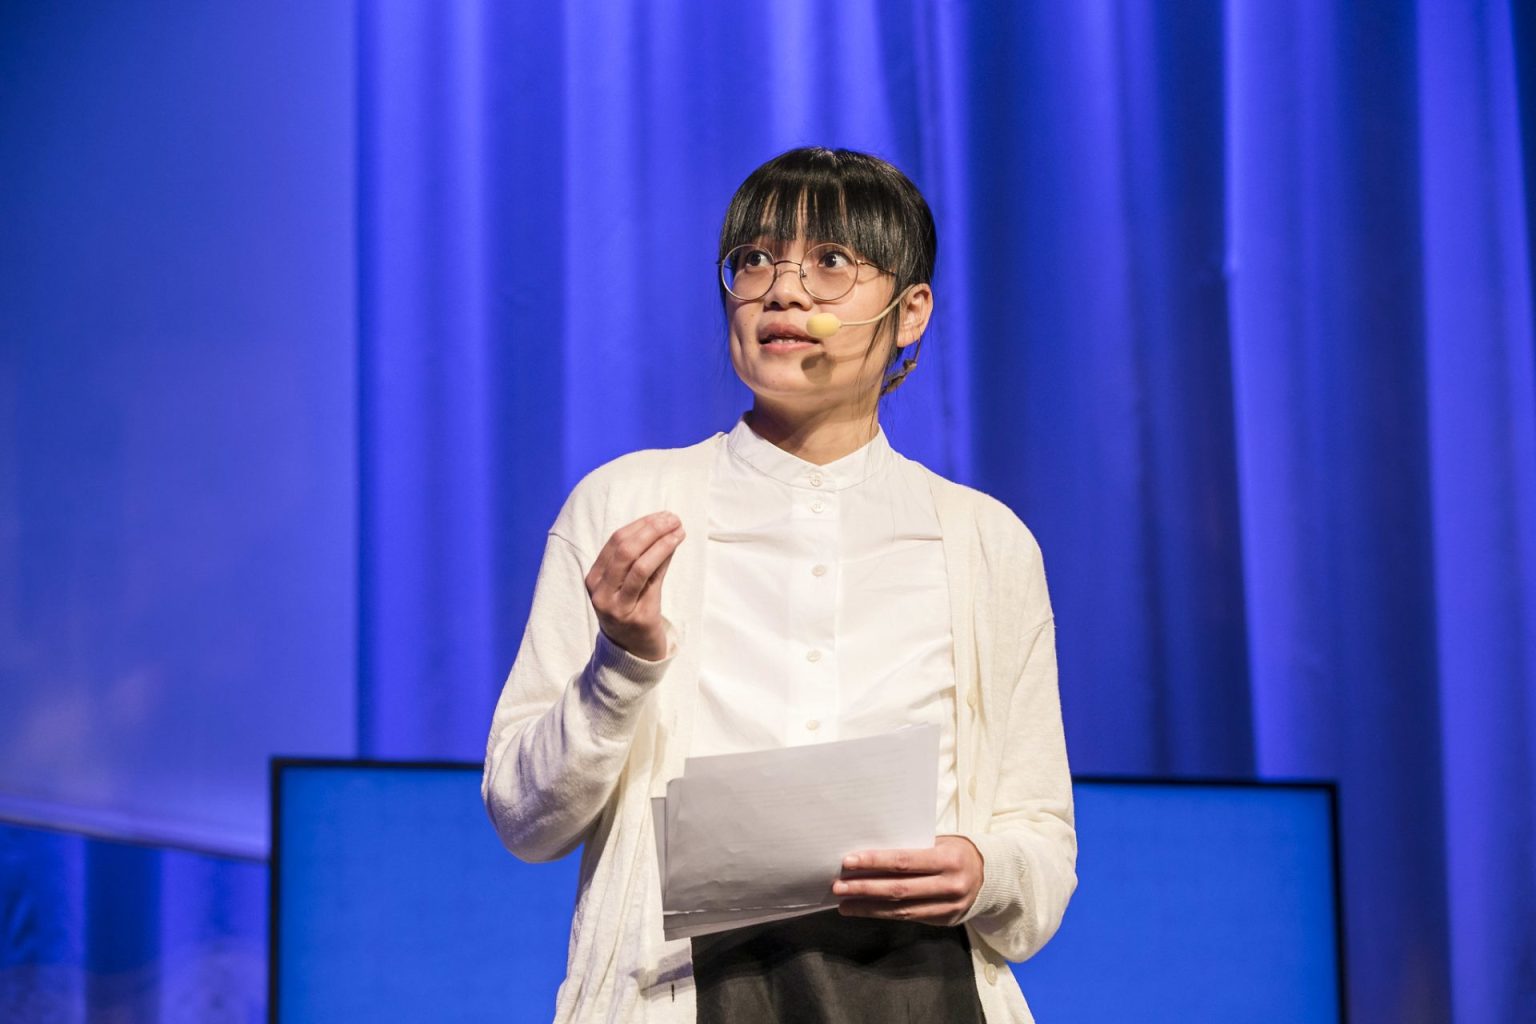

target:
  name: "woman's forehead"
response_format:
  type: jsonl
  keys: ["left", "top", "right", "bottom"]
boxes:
{"left": 750, "top": 187, "right": 853, "bottom": 233}
{"left": 724, "top": 182, "right": 896, "bottom": 268}
{"left": 747, "top": 201, "right": 860, "bottom": 250}
{"left": 746, "top": 233, "right": 855, "bottom": 251}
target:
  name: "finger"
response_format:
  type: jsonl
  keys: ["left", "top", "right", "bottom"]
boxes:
{"left": 836, "top": 898, "right": 968, "bottom": 925}
{"left": 616, "top": 527, "right": 685, "bottom": 605}
{"left": 604, "top": 515, "right": 680, "bottom": 588}
{"left": 648, "top": 545, "right": 678, "bottom": 593}
{"left": 832, "top": 873, "right": 963, "bottom": 903}
{"left": 632, "top": 546, "right": 680, "bottom": 617}
{"left": 841, "top": 848, "right": 945, "bottom": 875}
{"left": 588, "top": 513, "right": 680, "bottom": 592}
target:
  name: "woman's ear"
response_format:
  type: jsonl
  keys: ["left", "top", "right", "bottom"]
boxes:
{"left": 896, "top": 284, "right": 934, "bottom": 348}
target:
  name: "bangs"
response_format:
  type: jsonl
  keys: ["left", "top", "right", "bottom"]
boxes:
{"left": 720, "top": 180, "right": 899, "bottom": 274}
{"left": 718, "top": 149, "right": 934, "bottom": 286}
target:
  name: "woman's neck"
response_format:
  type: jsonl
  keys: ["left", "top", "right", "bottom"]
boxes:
{"left": 744, "top": 403, "right": 880, "bottom": 465}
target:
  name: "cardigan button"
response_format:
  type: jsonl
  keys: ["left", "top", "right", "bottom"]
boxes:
{"left": 984, "top": 963, "right": 999, "bottom": 985}
{"left": 967, "top": 776, "right": 977, "bottom": 799}
{"left": 965, "top": 689, "right": 978, "bottom": 710}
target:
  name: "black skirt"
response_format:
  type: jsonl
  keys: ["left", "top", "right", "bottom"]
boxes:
{"left": 691, "top": 909, "right": 985, "bottom": 1024}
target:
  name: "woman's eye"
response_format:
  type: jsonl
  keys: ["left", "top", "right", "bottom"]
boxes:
{"left": 818, "top": 248, "right": 853, "bottom": 269}
{"left": 741, "top": 249, "right": 773, "bottom": 270}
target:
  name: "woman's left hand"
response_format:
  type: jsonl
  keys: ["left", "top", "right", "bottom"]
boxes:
{"left": 832, "top": 835, "right": 984, "bottom": 927}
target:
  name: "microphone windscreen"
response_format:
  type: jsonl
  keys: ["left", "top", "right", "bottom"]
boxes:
{"left": 806, "top": 313, "right": 841, "bottom": 339}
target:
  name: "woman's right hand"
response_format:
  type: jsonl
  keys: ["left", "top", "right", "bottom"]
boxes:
{"left": 583, "top": 511, "right": 686, "bottom": 662}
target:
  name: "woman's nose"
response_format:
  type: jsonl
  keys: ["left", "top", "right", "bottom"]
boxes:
{"left": 762, "top": 260, "right": 813, "bottom": 308}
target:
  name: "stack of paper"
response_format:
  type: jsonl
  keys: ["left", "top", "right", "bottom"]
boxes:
{"left": 652, "top": 725, "right": 939, "bottom": 940}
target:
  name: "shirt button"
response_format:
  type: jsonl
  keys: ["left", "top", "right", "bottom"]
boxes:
{"left": 809, "top": 472, "right": 824, "bottom": 487}
{"left": 967, "top": 776, "right": 978, "bottom": 799}
{"left": 806, "top": 649, "right": 822, "bottom": 663}
{"left": 811, "top": 564, "right": 828, "bottom": 577}
{"left": 810, "top": 499, "right": 826, "bottom": 513}
{"left": 965, "top": 689, "right": 978, "bottom": 710}
{"left": 805, "top": 719, "right": 820, "bottom": 732}
{"left": 984, "top": 963, "right": 999, "bottom": 985}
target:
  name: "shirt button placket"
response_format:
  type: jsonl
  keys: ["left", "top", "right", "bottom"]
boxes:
{"left": 802, "top": 474, "right": 836, "bottom": 745}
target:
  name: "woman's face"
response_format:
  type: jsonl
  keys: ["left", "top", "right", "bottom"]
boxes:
{"left": 725, "top": 236, "right": 927, "bottom": 417}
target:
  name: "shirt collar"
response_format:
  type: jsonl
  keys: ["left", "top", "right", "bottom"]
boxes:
{"left": 725, "top": 413, "right": 891, "bottom": 491}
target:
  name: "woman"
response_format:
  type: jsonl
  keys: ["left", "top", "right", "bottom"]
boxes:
{"left": 483, "top": 147, "right": 1075, "bottom": 1023}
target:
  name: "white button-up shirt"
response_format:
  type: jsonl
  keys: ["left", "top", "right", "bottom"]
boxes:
{"left": 693, "top": 415, "right": 959, "bottom": 832}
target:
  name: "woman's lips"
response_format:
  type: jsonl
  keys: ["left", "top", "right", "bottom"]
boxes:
{"left": 758, "top": 325, "right": 818, "bottom": 350}
{"left": 759, "top": 337, "right": 818, "bottom": 352}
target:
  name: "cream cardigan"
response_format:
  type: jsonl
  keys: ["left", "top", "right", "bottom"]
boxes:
{"left": 483, "top": 434, "right": 1076, "bottom": 1023}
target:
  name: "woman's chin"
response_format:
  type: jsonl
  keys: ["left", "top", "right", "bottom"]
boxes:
{"left": 740, "top": 380, "right": 877, "bottom": 415}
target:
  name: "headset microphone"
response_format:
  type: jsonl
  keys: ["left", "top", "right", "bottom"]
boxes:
{"left": 804, "top": 288, "right": 912, "bottom": 340}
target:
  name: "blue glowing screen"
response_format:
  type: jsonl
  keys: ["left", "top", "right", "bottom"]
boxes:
{"left": 1016, "top": 781, "right": 1341, "bottom": 1023}
{"left": 273, "top": 766, "right": 1339, "bottom": 1022}
{"left": 272, "top": 765, "right": 580, "bottom": 1022}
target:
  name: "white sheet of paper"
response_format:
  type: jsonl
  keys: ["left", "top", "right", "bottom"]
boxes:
{"left": 653, "top": 725, "right": 938, "bottom": 940}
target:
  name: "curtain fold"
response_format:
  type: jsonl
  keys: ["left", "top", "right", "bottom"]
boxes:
{"left": 1417, "top": 3, "right": 1536, "bottom": 1021}
{"left": 1227, "top": 3, "right": 1458, "bottom": 1019}
{"left": 0, "top": 825, "right": 266, "bottom": 1022}
{"left": 356, "top": 3, "right": 1536, "bottom": 1020}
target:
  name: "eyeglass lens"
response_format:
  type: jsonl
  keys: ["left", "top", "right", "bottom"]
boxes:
{"left": 721, "top": 243, "right": 859, "bottom": 302}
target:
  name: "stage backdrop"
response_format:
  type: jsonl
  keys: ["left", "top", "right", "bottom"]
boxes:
{"left": 4, "top": 2, "right": 1535, "bottom": 1023}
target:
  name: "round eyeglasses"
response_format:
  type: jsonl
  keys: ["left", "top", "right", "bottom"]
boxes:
{"left": 719, "top": 242, "right": 884, "bottom": 302}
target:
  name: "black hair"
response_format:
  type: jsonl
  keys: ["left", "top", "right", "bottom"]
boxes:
{"left": 718, "top": 147, "right": 937, "bottom": 393}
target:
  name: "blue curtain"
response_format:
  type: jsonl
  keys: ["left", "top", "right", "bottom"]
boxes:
{"left": 0, "top": 824, "right": 266, "bottom": 1021}
{"left": 2, "top": 2, "right": 347, "bottom": 1020}
{"left": 357, "top": 3, "right": 1536, "bottom": 1022}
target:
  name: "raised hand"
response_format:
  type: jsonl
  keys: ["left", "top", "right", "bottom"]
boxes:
{"left": 583, "top": 511, "right": 686, "bottom": 662}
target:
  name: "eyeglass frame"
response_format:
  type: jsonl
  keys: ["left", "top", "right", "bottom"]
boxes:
{"left": 717, "top": 242, "right": 891, "bottom": 303}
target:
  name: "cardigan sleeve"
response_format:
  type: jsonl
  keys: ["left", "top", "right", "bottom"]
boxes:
{"left": 960, "top": 618, "right": 1078, "bottom": 962}
{"left": 482, "top": 529, "right": 674, "bottom": 863}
